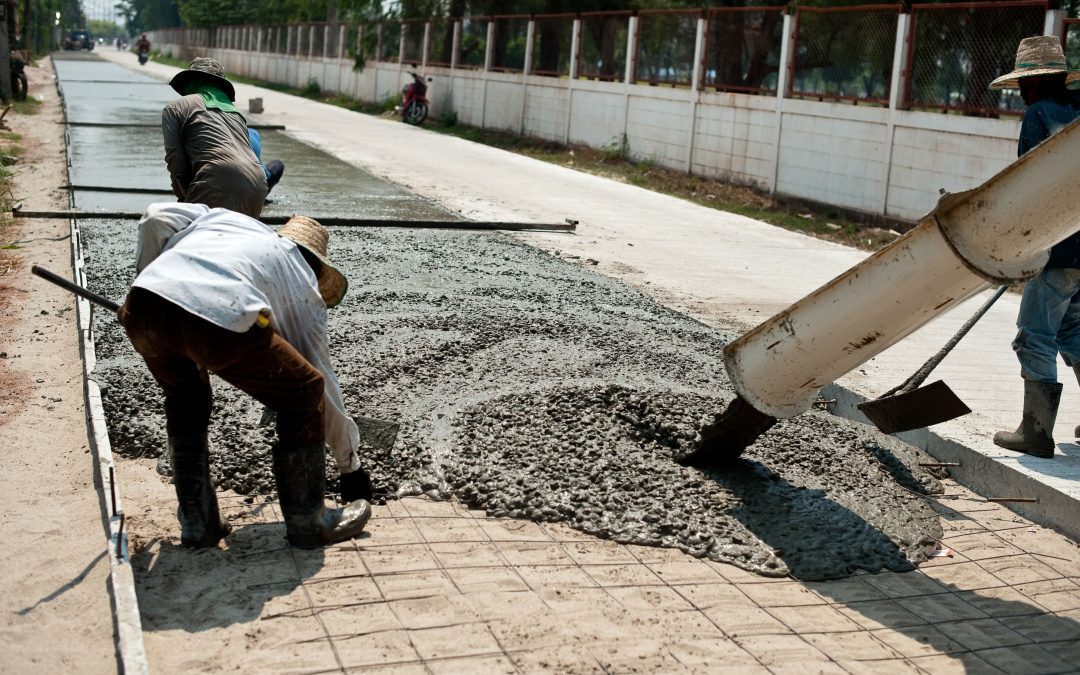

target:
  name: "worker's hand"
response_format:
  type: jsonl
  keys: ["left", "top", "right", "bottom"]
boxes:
{"left": 340, "top": 467, "right": 373, "bottom": 503}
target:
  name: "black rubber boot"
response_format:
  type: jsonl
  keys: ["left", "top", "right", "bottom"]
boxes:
{"left": 169, "top": 435, "right": 229, "bottom": 547}
{"left": 1073, "top": 365, "right": 1080, "bottom": 439}
{"left": 272, "top": 443, "right": 372, "bottom": 548}
{"left": 993, "top": 380, "right": 1062, "bottom": 459}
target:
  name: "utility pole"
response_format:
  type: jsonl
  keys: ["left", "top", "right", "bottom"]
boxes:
{"left": 20, "top": 0, "right": 28, "bottom": 62}
{"left": 0, "top": 2, "right": 11, "bottom": 105}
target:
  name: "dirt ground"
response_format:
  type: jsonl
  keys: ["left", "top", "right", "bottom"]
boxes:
{"left": 0, "top": 57, "right": 116, "bottom": 672}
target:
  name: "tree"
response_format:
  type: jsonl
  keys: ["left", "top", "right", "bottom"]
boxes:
{"left": 115, "top": 0, "right": 181, "bottom": 34}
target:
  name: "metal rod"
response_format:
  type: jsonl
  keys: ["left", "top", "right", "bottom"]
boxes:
{"left": 919, "top": 462, "right": 961, "bottom": 467}
{"left": 61, "top": 185, "right": 174, "bottom": 194}
{"left": 116, "top": 512, "right": 126, "bottom": 560}
{"left": 32, "top": 265, "right": 121, "bottom": 314}
{"left": 63, "top": 121, "right": 287, "bottom": 130}
{"left": 109, "top": 465, "right": 117, "bottom": 515}
{"left": 986, "top": 497, "right": 1039, "bottom": 503}
{"left": 18, "top": 212, "right": 577, "bottom": 232}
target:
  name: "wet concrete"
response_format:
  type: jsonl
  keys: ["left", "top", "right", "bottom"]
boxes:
{"left": 55, "top": 53, "right": 454, "bottom": 220}
{"left": 83, "top": 220, "right": 945, "bottom": 580}
{"left": 62, "top": 50, "right": 948, "bottom": 581}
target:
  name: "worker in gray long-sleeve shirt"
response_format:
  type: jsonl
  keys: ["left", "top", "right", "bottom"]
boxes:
{"left": 162, "top": 57, "right": 267, "bottom": 218}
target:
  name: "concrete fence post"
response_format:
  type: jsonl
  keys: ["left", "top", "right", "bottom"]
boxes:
{"left": 451, "top": 21, "right": 461, "bottom": 70}
{"left": 624, "top": 16, "right": 638, "bottom": 84}
{"left": 256, "top": 27, "right": 263, "bottom": 53}
{"left": 684, "top": 16, "right": 706, "bottom": 173}
{"left": 881, "top": 11, "right": 913, "bottom": 216}
{"left": 484, "top": 21, "right": 495, "bottom": 71}
{"left": 769, "top": 12, "right": 797, "bottom": 195}
{"left": 569, "top": 18, "right": 581, "bottom": 80}
{"left": 523, "top": 20, "right": 534, "bottom": 76}
{"left": 309, "top": 25, "right": 316, "bottom": 59}
{"left": 422, "top": 21, "right": 431, "bottom": 68}
{"left": 338, "top": 24, "right": 347, "bottom": 59}
{"left": 324, "top": 24, "right": 330, "bottom": 59}
{"left": 286, "top": 26, "right": 293, "bottom": 56}
{"left": 1044, "top": 9, "right": 1066, "bottom": 36}
{"left": 399, "top": 23, "right": 406, "bottom": 64}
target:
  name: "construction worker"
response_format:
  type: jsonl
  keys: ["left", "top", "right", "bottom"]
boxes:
{"left": 163, "top": 58, "right": 268, "bottom": 218}
{"left": 990, "top": 36, "right": 1080, "bottom": 459}
{"left": 118, "top": 203, "right": 374, "bottom": 548}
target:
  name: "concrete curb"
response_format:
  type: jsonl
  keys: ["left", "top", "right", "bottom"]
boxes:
{"left": 56, "top": 56, "right": 150, "bottom": 675}
{"left": 822, "top": 382, "right": 1079, "bottom": 542}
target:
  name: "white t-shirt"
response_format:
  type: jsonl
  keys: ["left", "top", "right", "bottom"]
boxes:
{"left": 132, "top": 202, "right": 361, "bottom": 472}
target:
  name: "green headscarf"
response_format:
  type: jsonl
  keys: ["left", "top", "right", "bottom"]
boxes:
{"left": 186, "top": 82, "right": 241, "bottom": 115}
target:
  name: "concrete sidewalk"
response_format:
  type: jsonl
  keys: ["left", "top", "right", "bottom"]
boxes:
{"left": 102, "top": 51, "right": 1078, "bottom": 535}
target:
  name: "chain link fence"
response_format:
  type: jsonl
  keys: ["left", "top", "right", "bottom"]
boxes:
{"left": 633, "top": 9, "right": 699, "bottom": 87}
{"left": 706, "top": 6, "right": 785, "bottom": 94}
{"left": 428, "top": 18, "right": 454, "bottom": 67}
{"left": 402, "top": 19, "right": 426, "bottom": 65}
{"left": 578, "top": 11, "right": 631, "bottom": 81}
{"left": 458, "top": 17, "right": 488, "bottom": 69}
{"left": 906, "top": 1, "right": 1047, "bottom": 115}
{"left": 376, "top": 22, "right": 401, "bottom": 63}
{"left": 490, "top": 15, "right": 530, "bottom": 72}
{"left": 532, "top": 14, "right": 575, "bottom": 77}
{"left": 1066, "top": 19, "right": 1080, "bottom": 80}
{"left": 791, "top": 5, "right": 899, "bottom": 104}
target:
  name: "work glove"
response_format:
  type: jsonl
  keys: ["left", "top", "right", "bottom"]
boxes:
{"left": 340, "top": 467, "right": 374, "bottom": 503}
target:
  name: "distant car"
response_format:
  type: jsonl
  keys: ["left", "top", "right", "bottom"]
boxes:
{"left": 64, "top": 29, "right": 94, "bottom": 51}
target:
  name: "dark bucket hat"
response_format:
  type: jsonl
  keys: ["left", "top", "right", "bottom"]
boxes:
{"left": 169, "top": 57, "right": 237, "bottom": 101}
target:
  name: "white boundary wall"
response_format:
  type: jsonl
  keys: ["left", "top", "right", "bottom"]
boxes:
{"left": 153, "top": 29, "right": 1024, "bottom": 223}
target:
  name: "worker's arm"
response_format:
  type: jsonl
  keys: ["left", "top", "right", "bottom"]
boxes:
{"left": 161, "top": 101, "right": 192, "bottom": 199}
{"left": 134, "top": 202, "right": 211, "bottom": 272}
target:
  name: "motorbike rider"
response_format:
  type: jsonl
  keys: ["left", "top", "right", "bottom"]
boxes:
{"left": 135, "top": 33, "right": 150, "bottom": 57}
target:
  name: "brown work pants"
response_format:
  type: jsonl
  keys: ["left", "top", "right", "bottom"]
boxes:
{"left": 117, "top": 288, "right": 325, "bottom": 448}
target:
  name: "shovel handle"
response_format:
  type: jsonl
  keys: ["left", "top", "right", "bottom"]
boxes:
{"left": 885, "top": 285, "right": 1008, "bottom": 398}
{"left": 32, "top": 265, "right": 121, "bottom": 314}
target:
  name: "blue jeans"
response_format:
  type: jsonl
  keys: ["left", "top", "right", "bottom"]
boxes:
{"left": 1013, "top": 267, "right": 1080, "bottom": 383}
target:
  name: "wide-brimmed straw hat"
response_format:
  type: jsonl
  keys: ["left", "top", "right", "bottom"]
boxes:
{"left": 279, "top": 216, "right": 348, "bottom": 307}
{"left": 169, "top": 57, "right": 237, "bottom": 101}
{"left": 989, "top": 36, "right": 1080, "bottom": 90}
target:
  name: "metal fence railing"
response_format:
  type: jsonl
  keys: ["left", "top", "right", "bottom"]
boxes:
{"left": 791, "top": 5, "right": 900, "bottom": 104}
{"left": 707, "top": 6, "right": 786, "bottom": 94}
{"left": 458, "top": 17, "right": 487, "bottom": 69}
{"left": 632, "top": 9, "right": 699, "bottom": 87}
{"left": 906, "top": 1, "right": 1048, "bottom": 115}
{"left": 532, "top": 13, "right": 575, "bottom": 77}
{"left": 578, "top": 11, "right": 631, "bottom": 81}
{"left": 489, "top": 15, "right": 530, "bottom": 72}
{"left": 154, "top": 3, "right": 1071, "bottom": 111}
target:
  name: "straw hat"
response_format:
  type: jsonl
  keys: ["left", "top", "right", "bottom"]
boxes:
{"left": 989, "top": 36, "right": 1080, "bottom": 90}
{"left": 169, "top": 57, "right": 237, "bottom": 101}
{"left": 279, "top": 216, "right": 348, "bottom": 307}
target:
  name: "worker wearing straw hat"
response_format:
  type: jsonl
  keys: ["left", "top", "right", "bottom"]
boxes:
{"left": 118, "top": 202, "right": 374, "bottom": 548}
{"left": 990, "top": 36, "right": 1080, "bottom": 459}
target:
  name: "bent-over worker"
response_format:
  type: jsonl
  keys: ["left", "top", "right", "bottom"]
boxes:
{"left": 119, "top": 203, "right": 374, "bottom": 548}
{"left": 990, "top": 36, "right": 1080, "bottom": 459}
{"left": 162, "top": 58, "right": 267, "bottom": 218}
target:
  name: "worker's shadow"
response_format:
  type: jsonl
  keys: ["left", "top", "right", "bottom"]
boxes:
{"left": 707, "top": 459, "right": 1080, "bottom": 668}
{"left": 130, "top": 516, "right": 357, "bottom": 633}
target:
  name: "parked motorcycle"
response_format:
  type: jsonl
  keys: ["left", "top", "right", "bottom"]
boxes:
{"left": 398, "top": 71, "right": 431, "bottom": 125}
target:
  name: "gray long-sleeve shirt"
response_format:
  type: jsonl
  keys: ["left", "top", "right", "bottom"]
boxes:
{"left": 162, "top": 94, "right": 268, "bottom": 218}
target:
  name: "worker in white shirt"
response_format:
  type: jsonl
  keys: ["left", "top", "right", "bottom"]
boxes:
{"left": 118, "top": 203, "right": 373, "bottom": 548}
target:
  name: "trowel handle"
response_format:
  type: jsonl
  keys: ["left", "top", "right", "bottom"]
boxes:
{"left": 889, "top": 285, "right": 1008, "bottom": 397}
{"left": 32, "top": 265, "right": 121, "bottom": 314}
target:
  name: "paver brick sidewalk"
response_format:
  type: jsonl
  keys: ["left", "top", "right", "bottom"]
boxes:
{"left": 132, "top": 488, "right": 1080, "bottom": 674}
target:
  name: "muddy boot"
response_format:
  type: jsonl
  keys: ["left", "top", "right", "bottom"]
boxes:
{"left": 993, "top": 380, "right": 1061, "bottom": 459}
{"left": 272, "top": 443, "right": 372, "bottom": 548}
{"left": 169, "top": 435, "right": 229, "bottom": 547}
